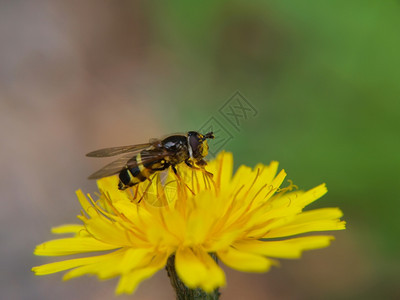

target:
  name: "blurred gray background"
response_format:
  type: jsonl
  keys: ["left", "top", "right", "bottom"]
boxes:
{"left": 1, "top": 1, "right": 400, "bottom": 299}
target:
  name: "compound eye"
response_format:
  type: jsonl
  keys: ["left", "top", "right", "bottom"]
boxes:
{"left": 189, "top": 135, "right": 200, "bottom": 152}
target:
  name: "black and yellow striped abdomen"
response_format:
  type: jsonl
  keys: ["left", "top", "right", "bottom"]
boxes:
{"left": 118, "top": 151, "right": 167, "bottom": 190}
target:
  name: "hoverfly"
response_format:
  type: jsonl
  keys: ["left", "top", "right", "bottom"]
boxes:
{"left": 86, "top": 131, "right": 215, "bottom": 190}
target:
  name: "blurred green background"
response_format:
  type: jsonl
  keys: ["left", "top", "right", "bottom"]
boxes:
{"left": 1, "top": 0, "right": 399, "bottom": 299}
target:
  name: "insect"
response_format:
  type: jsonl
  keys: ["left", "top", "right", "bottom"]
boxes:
{"left": 86, "top": 131, "right": 215, "bottom": 190}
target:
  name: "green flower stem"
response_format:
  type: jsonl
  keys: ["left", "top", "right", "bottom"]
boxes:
{"left": 166, "top": 254, "right": 220, "bottom": 300}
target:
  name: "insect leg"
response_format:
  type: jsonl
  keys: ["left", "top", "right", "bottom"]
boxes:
{"left": 171, "top": 165, "right": 178, "bottom": 175}
{"left": 185, "top": 159, "right": 213, "bottom": 178}
{"left": 195, "top": 159, "right": 208, "bottom": 167}
{"left": 185, "top": 159, "right": 202, "bottom": 170}
{"left": 170, "top": 164, "right": 195, "bottom": 195}
{"left": 138, "top": 176, "right": 153, "bottom": 203}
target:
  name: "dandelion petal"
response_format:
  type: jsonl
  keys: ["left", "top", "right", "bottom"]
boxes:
{"left": 217, "top": 247, "right": 276, "bottom": 273}
{"left": 175, "top": 247, "right": 225, "bottom": 292}
{"left": 234, "top": 236, "right": 335, "bottom": 259}
{"left": 116, "top": 253, "right": 168, "bottom": 294}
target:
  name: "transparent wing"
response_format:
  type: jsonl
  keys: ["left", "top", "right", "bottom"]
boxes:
{"left": 86, "top": 143, "right": 154, "bottom": 157}
{"left": 87, "top": 149, "right": 169, "bottom": 180}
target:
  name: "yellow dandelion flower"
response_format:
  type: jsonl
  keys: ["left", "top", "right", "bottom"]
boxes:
{"left": 32, "top": 152, "right": 345, "bottom": 296}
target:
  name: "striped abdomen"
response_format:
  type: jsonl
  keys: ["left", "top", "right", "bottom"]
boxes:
{"left": 118, "top": 151, "right": 167, "bottom": 190}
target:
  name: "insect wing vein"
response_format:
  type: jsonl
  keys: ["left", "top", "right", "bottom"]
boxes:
{"left": 86, "top": 141, "right": 160, "bottom": 157}
{"left": 87, "top": 149, "right": 169, "bottom": 180}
